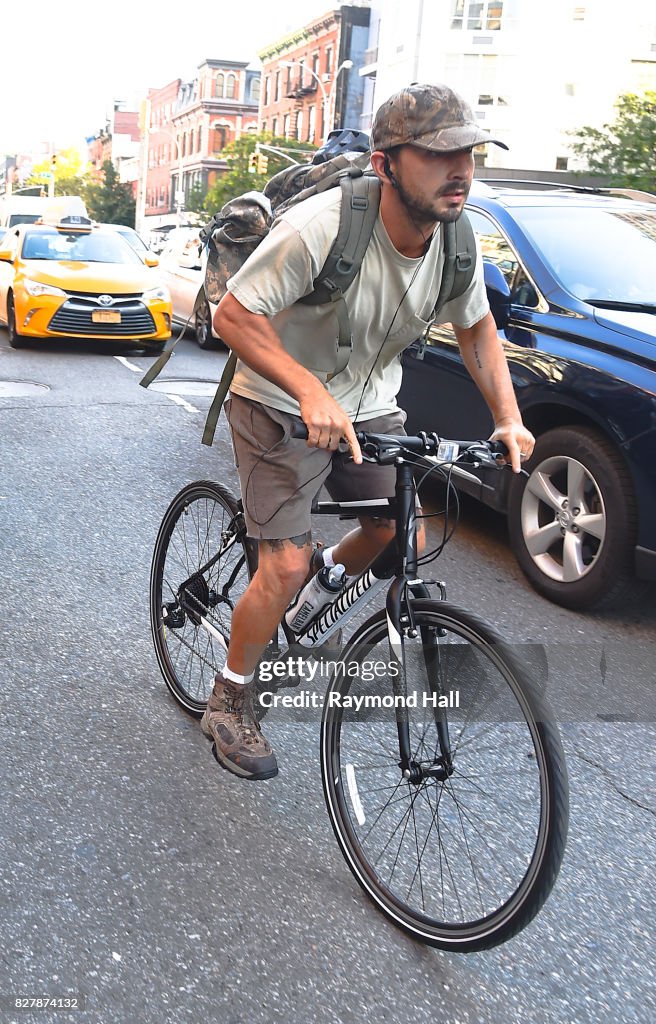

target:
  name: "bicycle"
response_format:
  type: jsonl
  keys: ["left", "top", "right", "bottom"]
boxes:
{"left": 149, "top": 427, "right": 569, "bottom": 952}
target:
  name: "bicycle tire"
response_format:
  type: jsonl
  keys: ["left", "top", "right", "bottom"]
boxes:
{"left": 150, "top": 481, "right": 257, "bottom": 715}
{"left": 320, "top": 599, "right": 568, "bottom": 951}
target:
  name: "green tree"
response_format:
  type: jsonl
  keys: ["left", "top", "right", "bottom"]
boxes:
{"left": 84, "top": 160, "right": 136, "bottom": 225}
{"left": 25, "top": 147, "right": 91, "bottom": 198}
{"left": 185, "top": 181, "right": 211, "bottom": 223}
{"left": 203, "top": 134, "right": 316, "bottom": 214}
{"left": 570, "top": 91, "right": 656, "bottom": 193}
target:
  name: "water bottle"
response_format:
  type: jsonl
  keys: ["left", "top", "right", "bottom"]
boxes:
{"left": 285, "top": 564, "right": 347, "bottom": 634}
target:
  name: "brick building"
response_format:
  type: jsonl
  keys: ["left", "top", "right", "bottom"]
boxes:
{"left": 258, "top": 4, "right": 370, "bottom": 146}
{"left": 141, "top": 59, "right": 261, "bottom": 229}
{"left": 87, "top": 105, "right": 141, "bottom": 196}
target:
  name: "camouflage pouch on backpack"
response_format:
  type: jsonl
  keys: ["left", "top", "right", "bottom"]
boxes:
{"left": 201, "top": 191, "right": 273, "bottom": 305}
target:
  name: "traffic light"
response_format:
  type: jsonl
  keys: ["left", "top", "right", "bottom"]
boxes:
{"left": 257, "top": 153, "right": 269, "bottom": 176}
{"left": 249, "top": 151, "right": 258, "bottom": 173}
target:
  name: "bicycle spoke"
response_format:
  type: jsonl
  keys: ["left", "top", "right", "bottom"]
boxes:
{"left": 322, "top": 603, "right": 566, "bottom": 948}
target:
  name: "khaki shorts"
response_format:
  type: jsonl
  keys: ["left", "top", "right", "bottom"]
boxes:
{"left": 225, "top": 394, "right": 408, "bottom": 540}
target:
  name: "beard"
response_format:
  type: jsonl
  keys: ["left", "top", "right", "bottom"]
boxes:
{"left": 394, "top": 177, "right": 470, "bottom": 226}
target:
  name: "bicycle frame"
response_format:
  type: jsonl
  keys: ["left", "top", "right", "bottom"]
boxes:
{"left": 294, "top": 459, "right": 448, "bottom": 776}
{"left": 185, "top": 455, "right": 456, "bottom": 774}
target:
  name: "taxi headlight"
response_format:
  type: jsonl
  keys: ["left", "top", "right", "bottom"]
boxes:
{"left": 24, "top": 278, "right": 67, "bottom": 298}
{"left": 143, "top": 284, "right": 171, "bottom": 304}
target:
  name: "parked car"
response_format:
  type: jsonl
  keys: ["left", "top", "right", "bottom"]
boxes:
{"left": 101, "top": 223, "right": 153, "bottom": 260}
{"left": 158, "top": 227, "right": 221, "bottom": 349}
{"left": 398, "top": 180, "right": 656, "bottom": 610}
{"left": 0, "top": 215, "right": 171, "bottom": 350}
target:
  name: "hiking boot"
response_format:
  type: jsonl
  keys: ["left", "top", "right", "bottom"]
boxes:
{"left": 201, "top": 674, "right": 278, "bottom": 780}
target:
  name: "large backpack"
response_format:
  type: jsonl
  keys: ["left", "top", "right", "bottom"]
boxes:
{"left": 140, "top": 134, "right": 477, "bottom": 446}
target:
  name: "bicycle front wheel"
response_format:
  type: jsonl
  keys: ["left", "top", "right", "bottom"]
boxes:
{"left": 150, "top": 481, "right": 257, "bottom": 715}
{"left": 320, "top": 600, "right": 568, "bottom": 952}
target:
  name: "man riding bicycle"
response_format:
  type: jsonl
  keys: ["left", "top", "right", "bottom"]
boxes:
{"left": 205, "top": 82, "right": 535, "bottom": 781}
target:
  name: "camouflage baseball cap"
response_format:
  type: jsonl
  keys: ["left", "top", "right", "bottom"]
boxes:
{"left": 372, "top": 82, "right": 509, "bottom": 153}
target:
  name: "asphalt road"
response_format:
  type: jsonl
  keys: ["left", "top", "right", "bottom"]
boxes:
{"left": 0, "top": 326, "right": 654, "bottom": 1024}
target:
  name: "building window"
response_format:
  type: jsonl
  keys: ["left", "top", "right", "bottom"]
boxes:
{"left": 197, "top": 125, "right": 202, "bottom": 151}
{"left": 308, "top": 105, "right": 316, "bottom": 142}
{"left": 214, "top": 125, "right": 227, "bottom": 151}
{"left": 286, "top": 64, "right": 292, "bottom": 93}
{"left": 261, "top": 120, "right": 267, "bottom": 133}
{"left": 296, "top": 111, "right": 303, "bottom": 140}
{"left": 556, "top": 156, "right": 569, "bottom": 170}
{"left": 189, "top": 128, "right": 194, "bottom": 152}
{"left": 325, "top": 46, "right": 333, "bottom": 73}
{"left": 451, "top": 1, "right": 504, "bottom": 31}
{"left": 272, "top": 117, "right": 278, "bottom": 137}
{"left": 216, "top": 73, "right": 225, "bottom": 98}
{"left": 251, "top": 77, "right": 261, "bottom": 103}
{"left": 275, "top": 71, "right": 281, "bottom": 102}
{"left": 226, "top": 73, "right": 236, "bottom": 99}
{"left": 264, "top": 75, "right": 270, "bottom": 105}
{"left": 312, "top": 52, "right": 320, "bottom": 79}
{"left": 284, "top": 113, "right": 291, "bottom": 139}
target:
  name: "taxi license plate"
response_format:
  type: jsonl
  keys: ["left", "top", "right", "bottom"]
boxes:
{"left": 92, "top": 310, "right": 121, "bottom": 324}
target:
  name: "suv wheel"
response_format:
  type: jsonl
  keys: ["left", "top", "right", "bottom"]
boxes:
{"left": 508, "top": 425, "right": 637, "bottom": 610}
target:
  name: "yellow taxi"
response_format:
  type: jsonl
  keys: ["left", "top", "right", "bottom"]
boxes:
{"left": 0, "top": 214, "right": 172, "bottom": 349}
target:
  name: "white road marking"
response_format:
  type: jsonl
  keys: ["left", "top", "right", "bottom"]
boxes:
{"left": 114, "top": 355, "right": 143, "bottom": 373}
{"left": 166, "top": 393, "right": 200, "bottom": 414}
{"left": 114, "top": 353, "right": 199, "bottom": 414}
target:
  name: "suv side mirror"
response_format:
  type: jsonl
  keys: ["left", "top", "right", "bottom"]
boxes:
{"left": 483, "top": 260, "right": 511, "bottom": 329}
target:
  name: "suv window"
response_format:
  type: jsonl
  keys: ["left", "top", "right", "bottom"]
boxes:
{"left": 513, "top": 205, "right": 656, "bottom": 304}
{"left": 467, "top": 208, "right": 540, "bottom": 308}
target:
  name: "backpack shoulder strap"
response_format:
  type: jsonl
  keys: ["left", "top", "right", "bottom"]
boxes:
{"left": 298, "top": 170, "right": 380, "bottom": 378}
{"left": 201, "top": 350, "right": 237, "bottom": 447}
{"left": 450, "top": 210, "right": 476, "bottom": 302}
{"left": 429, "top": 211, "right": 476, "bottom": 323}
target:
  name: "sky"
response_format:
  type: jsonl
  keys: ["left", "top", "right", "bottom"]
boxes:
{"left": 3, "top": 0, "right": 337, "bottom": 156}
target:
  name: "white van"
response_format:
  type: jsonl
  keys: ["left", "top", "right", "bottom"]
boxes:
{"left": 0, "top": 194, "right": 87, "bottom": 228}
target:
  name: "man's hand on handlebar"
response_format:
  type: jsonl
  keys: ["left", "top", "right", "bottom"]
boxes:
{"left": 298, "top": 393, "right": 363, "bottom": 465}
{"left": 489, "top": 417, "right": 535, "bottom": 474}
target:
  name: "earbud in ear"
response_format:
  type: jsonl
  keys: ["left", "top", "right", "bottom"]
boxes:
{"left": 383, "top": 155, "right": 399, "bottom": 188}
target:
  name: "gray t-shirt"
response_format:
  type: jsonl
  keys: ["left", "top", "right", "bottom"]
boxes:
{"left": 226, "top": 187, "right": 488, "bottom": 420}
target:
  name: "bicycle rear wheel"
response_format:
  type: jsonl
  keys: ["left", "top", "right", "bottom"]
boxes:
{"left": 320, "top": 600, "right": 568, "bottom": 951}
{"left": 150, "top": 481, "right": 257, "bottom": 715}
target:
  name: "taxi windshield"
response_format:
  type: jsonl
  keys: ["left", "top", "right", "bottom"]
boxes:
{"left": 22, "top": 228, "right": 142, "bottom": 265}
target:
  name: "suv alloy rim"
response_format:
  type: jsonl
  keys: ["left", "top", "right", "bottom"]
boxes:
{"left": 520, "top": 455, "right": 606, "bottom": 583}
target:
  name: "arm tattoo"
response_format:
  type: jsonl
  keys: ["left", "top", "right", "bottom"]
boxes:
{"left": 262, "top": 532, "right": 312, "bottom": 552}
{"left": 473, "top": 343, "right": 483, "bottom": 370}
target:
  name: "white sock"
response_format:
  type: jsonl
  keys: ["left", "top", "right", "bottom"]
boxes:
{"left": 222, "top": 665, "right": 254, "bottom": 685}
{"left": 323, "top": 545, "right": 336, "bottom": 568}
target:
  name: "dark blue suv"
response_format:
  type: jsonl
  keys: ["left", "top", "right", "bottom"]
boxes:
{"left": 399, "top": 181, "right": 656, "bottom": 610}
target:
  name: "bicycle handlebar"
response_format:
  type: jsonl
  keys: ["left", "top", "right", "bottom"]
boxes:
{"left": 288, "top": 419, "right": 509, "bottom": 467}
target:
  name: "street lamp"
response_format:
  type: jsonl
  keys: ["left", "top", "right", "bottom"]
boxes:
{"left": 279, "top": 58, "right": 354, "bottom": 144}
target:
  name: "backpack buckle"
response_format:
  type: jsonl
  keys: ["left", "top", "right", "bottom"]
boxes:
{"left": 335, "top": 258, "right": 354, "bottom": 275}
{"left": 351, "top": 196, "right": 368, "bottom": 211}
